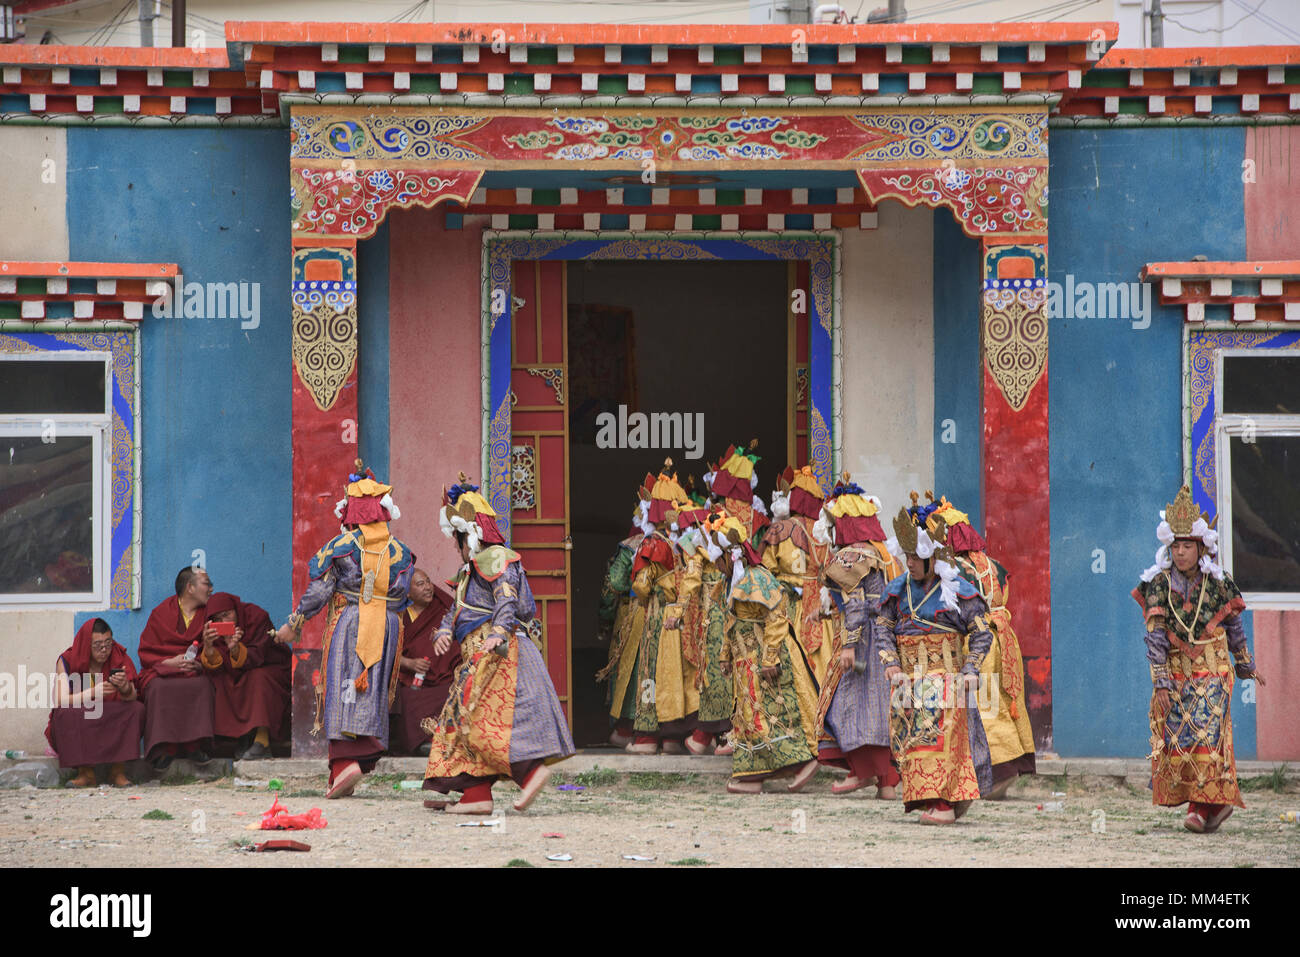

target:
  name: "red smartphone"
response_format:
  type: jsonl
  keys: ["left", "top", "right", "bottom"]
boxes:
{"left": 210, "top": 621, "right": 236, "bottom": 637}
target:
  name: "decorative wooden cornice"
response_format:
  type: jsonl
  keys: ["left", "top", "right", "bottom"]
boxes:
{"left": 1141, "top": 260, "right": 1300, "bottom": 324}
{"left": 0, "top": 261, "right": 177, "bottom": 322}
{"left": 1, "top": 22, "right": 1295, "bottom": 126}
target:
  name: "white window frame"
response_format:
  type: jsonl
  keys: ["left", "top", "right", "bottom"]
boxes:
{"left": 0, "top": 351, "right": 113, "bottom": 609}
{"left": 1214, "top": 347, "right": 1300, "bottom": 610}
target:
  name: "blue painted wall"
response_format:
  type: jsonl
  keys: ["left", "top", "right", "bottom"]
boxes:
{"left": 358, "top": 220, "right": 390, "bottom": 478}
{"left": 67, "top": 128, "right": 292, "bottom": 658}
{"left": 932, "top": 209, "right": 982, "bottom": 525}
{"left": 1047, "top": 126, "right": 1256, "bottom": 757}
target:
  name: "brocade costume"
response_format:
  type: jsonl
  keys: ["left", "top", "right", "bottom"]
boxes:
{"left": 423, "top": 545, "right": 575, "bottom": 791}
{"left": 1135, "top": 567, "right": 1250, "bottom": 810}
{"left": 815, "top": 544, "right": 900, "bottom": 783}
{"left": 724, "top": 560, "right": 819, "bottom": 780}
{"left": 876, "top": 570, "right": 994, "bottom": 812}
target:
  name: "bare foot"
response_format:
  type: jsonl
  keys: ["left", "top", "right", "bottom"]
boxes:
{"left": 786, "top": 760, "right": 819, "bottom": 793}
{"left": 325, "top": 762, "right": 362, "bottom": 800}
{"left": 727, "top": 778, "right": 763, "bottom": 794}
{"left": 512, "top": 763, "right": 551, "bottom": 812}
{"left": 446, "top": 800, "right": 494, "bottom": 815}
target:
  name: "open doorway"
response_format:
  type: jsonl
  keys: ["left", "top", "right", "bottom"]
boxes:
{"left": 566, "top": 258, "right": 790, "bottom": 746}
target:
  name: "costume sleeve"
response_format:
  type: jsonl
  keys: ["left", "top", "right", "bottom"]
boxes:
{"left": 295, "top": 565, "right": 338, "bottom": 622}
{"left": 436, "top": 599, "right": 455, "bottom": 642}
{"left": 1136, "top": 578, "right": 1175, "bottom": 691}
{"left": 678, "top": 554, "right": 704, "bottom": 601}
{"left": 875, "top": 594, "right": 901, "bottom": 667}
{"left": 762, "top": 604, "right": 788, "bottom": 670}
{"left": 489, "top": 571, "right": 521, "bottom": 642}
{"left": 597, "top": 550, "right": 632, "bottom": 627}
{"left": 841, "top": 584, "right": 868, "bottom": 654}
{"left": 1219, "top": 576, "right": 1253, "bottom": 676}
{"left": 956, "top": 595, "right": 993, "bottom": 676}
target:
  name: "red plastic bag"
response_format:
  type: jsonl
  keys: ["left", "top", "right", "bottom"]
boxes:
{"left": 259, "top": 796, "right": 327, "bottom": 831}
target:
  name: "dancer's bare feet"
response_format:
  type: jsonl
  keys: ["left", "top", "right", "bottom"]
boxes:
{"left": 831, "top": 775, "right": 867, "bottom": 795}
{"left": 876, "top": 784, "right": 898, "bottom": 800}
{"left": 920, "top": 801, "right": 956, "bottom": 825}
{"left": 512, "top": 763, "right": 550, "bottom": 812}
{"left": 727, "top": 778, "right": 763, "bottom": 794}
{"left": 325, "top": 762, "right": 362, "bottom": 799}
{"left": 660, "top": 739, "right": 686, "bottom": 755}
{"left": 786, "top": 760, "right": 819, "bottom": 793}
{"left": 446, "top": 800, "right": 494, "bottom": 815}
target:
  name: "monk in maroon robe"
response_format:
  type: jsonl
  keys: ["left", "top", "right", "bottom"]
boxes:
{"left": 201, "top": 592, "right": 292, "bottom": 759}
{"left": 138, "top": 566, "right": 215, "bottom": 770}
{"left": 389, "top": 568, "right": 459, "bottom": 756}
{"left": 46, "top": 618, "right": 144, "bottom": 787}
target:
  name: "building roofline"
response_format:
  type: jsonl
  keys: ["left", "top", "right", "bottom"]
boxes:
{"left": 223, "top": 21, "right": 1119, "bottom": 46}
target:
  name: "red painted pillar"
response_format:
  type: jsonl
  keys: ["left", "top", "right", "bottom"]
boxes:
{"left": 980, "top": 239, "right": 1052, "bottom": 752}
{"left": 289, "top": 241, "right": 359, "bottom": 757}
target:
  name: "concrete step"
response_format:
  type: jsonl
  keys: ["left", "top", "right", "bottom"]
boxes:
{"left": 225, "top": 752, "right": 1299, "bottom": 781}
{"left": 7, "top": 752, "right": 1295, "bottom": 786}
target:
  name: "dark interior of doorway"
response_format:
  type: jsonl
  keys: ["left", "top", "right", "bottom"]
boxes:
{"left": 567, "top": 259, "right": 789, "bottom": 747}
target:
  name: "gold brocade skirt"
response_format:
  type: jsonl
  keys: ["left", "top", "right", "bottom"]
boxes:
{"left": 1149, "top": 632, "right": 1243, "bottom": 809}
{"left": 423, "top": 625, "right": 518, "bottom": 781}
{"left": 891, "top": 633, "right": 980, "bottom": 806}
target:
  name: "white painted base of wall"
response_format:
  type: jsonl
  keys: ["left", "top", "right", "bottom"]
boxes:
{"left": 839, "top": 203, "right": 935, "bottom": 512}
{"left": 0, "top": 610, "right": 75, "bottom": 754}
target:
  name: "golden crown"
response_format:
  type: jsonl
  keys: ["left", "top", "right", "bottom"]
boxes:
{"left": 1165, "top": 485, "right": 1208, "bottom": 538}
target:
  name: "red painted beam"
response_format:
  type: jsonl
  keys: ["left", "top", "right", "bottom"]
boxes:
{"left": 225, "top": 20, "right": 1120, "bottom": 48}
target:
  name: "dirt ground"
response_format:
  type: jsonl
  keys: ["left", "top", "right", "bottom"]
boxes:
{"left": 2, "top": 768, "right": 1297, "bottom": 868}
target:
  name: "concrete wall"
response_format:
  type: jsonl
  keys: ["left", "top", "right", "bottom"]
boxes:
{"left": 1048, "top": 126, "right": 1256, "bottom": 758}
{"left": 0, "top": 127, "right": 67, "bottom": 262}
{"left": 932, "top": 210, "right": 983, "bottom": 524}
{"left": 840, "top": 202, "right": 934, "bottom": 510}
{"left": 62, "top": 127, "right": 293, "bottom": 651}
{"left": 387, "top": 208, "right": 485, "bottom": 588}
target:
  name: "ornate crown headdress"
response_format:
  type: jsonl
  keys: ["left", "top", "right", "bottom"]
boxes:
{"left": 1165, "top": 485, "right": 1209, "bottom": 538}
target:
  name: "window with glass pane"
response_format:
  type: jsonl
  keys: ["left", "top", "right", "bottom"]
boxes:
{"left": 1228, "top": 435, "right": 1300, "bottom": 593}
{"left": 0, "top": 435, "right": 96, "bottom": 594}
{"left": 0, "top": 359, "right": 106, "bottom": 415}
{"left": 1222, "top": 354, "right": 1300, "bottom": 415}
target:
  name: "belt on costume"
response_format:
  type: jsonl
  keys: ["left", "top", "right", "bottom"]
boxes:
{"left": 339, "top": 589, "right": 400, "bottom": 603}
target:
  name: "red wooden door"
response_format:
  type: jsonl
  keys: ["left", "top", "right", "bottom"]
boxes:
{"left": 508, "top": 260, "right": 572, "bottom": 726}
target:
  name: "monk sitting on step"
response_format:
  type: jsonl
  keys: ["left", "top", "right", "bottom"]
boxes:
{"left": 46, "top": 618, "right": 144, "bottom": 788}
{"left": 201, "top": 592, "right": 292, "bottom": 760}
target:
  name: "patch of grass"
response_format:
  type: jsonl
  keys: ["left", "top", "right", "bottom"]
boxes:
{"left": 282, "top": 789, "right": 324, "bottom": 798}
{"left": 365, "top": 773, "right": 405, "bottom": 787}
{"left": 627, "top": 771, "right": 694, "bottom": 789}
{"left": 669, "top": 857, "right": 710, "bottom": 866}
{"left": 1240, "top": 764, "right": 1290, "bottom": 794}
{"left": 1235, "top": 861, "right": 1255, "bottom": 868}
{"left": 505, "top": 858, "right": 534, "bottom": 868}
{"left": 161, "top": 774, "right": 198, "bottom": 787}
{"left": 142, "top": 809, "right": 173, "bottom": 820}
{"left": 572, "top": 766, "right": 620, "bottom": 788}
{"left": 758, "top": 826, "right": 774, "bottom": 832}
{"left": 231, "top": 836, "right": 253, "bottom": 849}
{"left": 970, "top": 836, "right": 994, "bottom": 844}
{"left": 1134, "top": 828, "right": 1148, "bottom": 835}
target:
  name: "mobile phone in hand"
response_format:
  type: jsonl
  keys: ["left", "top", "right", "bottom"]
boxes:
{"left": 210, "top": 621, "right": 236, "bottom": 637}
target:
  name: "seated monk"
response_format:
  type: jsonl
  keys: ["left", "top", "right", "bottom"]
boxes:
{"left": 138, "top": 567, "right": 216, "bottom": 771}
{"left": 389, "top": 568, "right": 459, "bottom": 756}
{"left": 46, "top": 619, "right": 144, "bottom": 788}
{"left": 201, "top": 592, "right": 292, "bottom": 760}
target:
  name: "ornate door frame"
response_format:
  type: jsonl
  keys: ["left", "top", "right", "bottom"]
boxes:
{"left": 285, "top": 101, "right": 1054, "bottom": 751}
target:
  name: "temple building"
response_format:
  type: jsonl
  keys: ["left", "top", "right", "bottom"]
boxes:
{"left": 0, "top": 19, "right": 1297, "bottom": 760}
